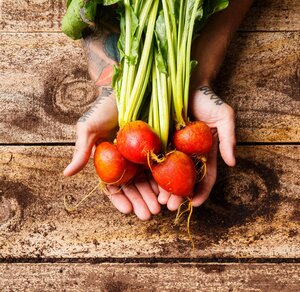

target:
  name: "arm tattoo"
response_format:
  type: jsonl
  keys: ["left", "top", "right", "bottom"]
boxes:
{"left": 198, "top": 86, "right": 224, "bottom": 106}
{"left": 78, "top": 87, "right": 114, "bottom": 123}
{"left": 83, "top": 25, "right": 119, "bottom": 86}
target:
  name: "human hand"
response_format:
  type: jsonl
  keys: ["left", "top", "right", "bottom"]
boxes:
{"left": 158, "top": 85, "right": 236, "bottom": 210}
{"left": 64, "top": 26, "right": 161, "bottom": 220}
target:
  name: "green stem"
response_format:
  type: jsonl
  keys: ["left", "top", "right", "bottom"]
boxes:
{"left": 177, "top": 0, "right": 186, "bottom": 53}
{"left": 124, "top": 0, "right": 159, "bottom": 123}
{"left": 162, "top": 0, "right": 185, "bottom": 126}
{"left": 156, "top": 63, "right": 169, "bottom": 151}
{"left": 125, "top": 0, "right": 154, "bottom": 118}
{"left": 184, "top": 0, "right": 201, "bottom": 118}
{"left": 152, "top": 64, "right": 161, "bottom": 139}
{"left": 132, "top": 44, "right": 153, "bottom": 121}
{"left": 119, "top": 0, "right": 132, "bottom": 126}
{"left": 148, "top": 94, "right": 154, "bottom": 128}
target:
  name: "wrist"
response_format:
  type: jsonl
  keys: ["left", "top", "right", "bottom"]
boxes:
{"left": 190, "top": 77, "right": 213, "bottom": 93}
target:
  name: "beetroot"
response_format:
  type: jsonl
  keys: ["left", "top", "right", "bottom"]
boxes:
{"left": 173, "top": 121, "right": 212, "bottom": 155}
{"left": 151, "top": 151, "right": 196, "bottom": 197}
{"left": 117, "top": 121, "right": 161, "bottom": 164}
{"left": 94, "top": 142, "right": 138, "bottom": 185}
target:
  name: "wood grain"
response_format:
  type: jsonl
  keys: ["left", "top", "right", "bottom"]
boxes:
{"left": 0, "top": 33, "right": 97, "bottom": 143}
{"left": 0, "top": 0, "right": 65, "bottom": 32}
{"left": 0, "top": 145, "right": 299, "bottom": 258}
{"left": 216, "top": 32, "right": 300, "bottom": 142}
{"left": 0, "top": 263, "right": 299, "bottom": 291}
{"left": 0, "top": 0, "right": 299, "bottom": 32}
{"left": 240, "top": 0, "right": 300, "bottom": 32}
{"left": 0, "top": 32, "right": 299, "bottom": 143}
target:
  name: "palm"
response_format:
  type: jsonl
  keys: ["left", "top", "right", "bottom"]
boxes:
{"left": 79, "top": 91, "right": 118, "bottom": 142}
{"left": 159, "top": 86, "right": 236, "bottom": 209}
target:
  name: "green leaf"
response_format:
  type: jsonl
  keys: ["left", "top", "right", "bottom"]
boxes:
{"left": 61, "top": 0, "right": 97, "bottom": 40}
{"left": 194, "top": 0, "right": 229, "bottom": 33}
{"left": 66, "top": 0, "right": 72, "bottom": 8}
{"left": 117, "top": 13, "right": 126, "bottom": 61}
{"left": 190, "top": 60, "right": 198, "bottom": 75}
{"left": 154, "top": 11, "right": 168, "bottom": 74}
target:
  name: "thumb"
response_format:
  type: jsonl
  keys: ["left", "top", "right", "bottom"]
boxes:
{"left": 63, "top": 126, "right": 96, "bottom": 177}
{"left": 217, "top": 108, "right": 236, "bottom": 167}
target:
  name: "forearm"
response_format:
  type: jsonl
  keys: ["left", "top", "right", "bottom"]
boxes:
{"left": 83, "top": 8, "right": 119, "bottom": 88}
{"left": 190, "top": 0, "right": 254, "bottom": 90}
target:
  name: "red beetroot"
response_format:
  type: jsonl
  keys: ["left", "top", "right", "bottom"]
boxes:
{"left": 94, "top": 142, "right": 138, "bottom": 185}
{"left": 173, "top": 121, "right": 212, "bottom": 155}
{"left": 117, "top": 121, "right": 161, "bottom": 164}
{"left": 151, "top": 151, "right": 196, "bottom": 197}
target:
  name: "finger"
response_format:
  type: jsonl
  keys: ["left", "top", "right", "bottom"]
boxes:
{"left": 167, "top": 195, "right": 184, "bottom": 211}
{"left": 192, "top": 133, "right": 218, "bottom": 207}
{"left": 122, "top": 184, "right": 152, "bottom": 221}
{"left": 217, "top": 107, "right": 236, "bottom": 167}
{"left": 134, "top": 173, "right": 161, "bottom": 215}
{"left": 63, "top": 126, "right": 96, "bottom": 177}
{"left": 157, "top": 186, "right": 171, "bottom": 205}
{"left": 107, "top": 185, "right": 133, "bottom": 214}
{"left": 146, "top": 172, "right": 159, "bottom": 194}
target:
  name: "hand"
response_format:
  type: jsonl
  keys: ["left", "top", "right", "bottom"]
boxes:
{"left": 64, "top": 28, "right": 161, "bottom": 220}
{"left": 158, "top": 85, "right": 236, "bottom": 210}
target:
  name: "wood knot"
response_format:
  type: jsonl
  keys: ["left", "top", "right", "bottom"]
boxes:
{"left": 43, "top": 65, "right": 98, "bottom": 125}
{"left": 0, "top": 196, "right": 22, "bottom": 231}
{"left": 53, "top": 76, "right": 97, "bottom": 114}
{"left": 220, "top": 172, "right": 267, "bottom": 206}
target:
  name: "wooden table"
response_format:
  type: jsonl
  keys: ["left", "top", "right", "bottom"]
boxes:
{"left": 0, "top": 0, "right": 299, "bottom": 290}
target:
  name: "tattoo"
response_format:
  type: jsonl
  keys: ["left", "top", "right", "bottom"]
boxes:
{"left": 198, "top": 86, "right": 224, "bottom": 106}
{"left": 78, "top": 87, "right": 114, "bottom": 123}
{"left": 83, "top": 29, "right": 118, "bottom": 86}
{"left": 103, "top": 33, "right": 120, "bottom": 62}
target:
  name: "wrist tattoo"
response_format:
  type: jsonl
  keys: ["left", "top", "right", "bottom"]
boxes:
{"left": 78, "top": 87, "right": 114, "bottom": 123}
{"left": 198, "top": 86, "right": 224, "bottom": 106}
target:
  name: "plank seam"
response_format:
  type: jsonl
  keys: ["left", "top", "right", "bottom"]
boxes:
{"left": 0, "top": 258, "right": 299, "bottom": 264}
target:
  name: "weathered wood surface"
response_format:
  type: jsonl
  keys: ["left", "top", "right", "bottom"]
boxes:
{"left": 0, "top": 145, "right": 299, "bottom": 258}
{"left": 0, "top": 33, "right": 97, "bottom": 143}
{"left": 0, "top": 0, "right": 299, "bottom": 32}
{"left": 0, "top": 263, "right": 299, "bottom": 291}
{"left": 240, "top": 0, "right": 300, "bottom": 32}
{"left": 1, "top": 32, "right": 299, "bottom": 143}
{"left": 216, "top": 31, "right": 300, "bottom": 142}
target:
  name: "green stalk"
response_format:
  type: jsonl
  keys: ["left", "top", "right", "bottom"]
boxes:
{"left": 148, "top": 95, "right": 154, "bottom": 128}
{"left": 119, "top": 0, "right": 132, "bottom": 126}
{"left": 124, "top": 0, "right": 159, "bottom": 123}
{"left": 152, "top": 65, "right": 161, "bottom": 139}
{"left": 125, "top": 0, "right": 154, "bottom": 118}
{"left": 132, "top": 44, "right": 154, "bottom": 121}
{"left": 156, "top": 63, "right": 169, "bottom": 151}
{"left": 177, "top": 0, "right": 186, "bottom": 53}
{"left": 184, "top": 0, "right": 201, "bottom": 118}
{"left": 162, "top": 0, "right": 185, "bottom": 126}
{"left": 166, "top": 0, "right": 177, "bottom": 49}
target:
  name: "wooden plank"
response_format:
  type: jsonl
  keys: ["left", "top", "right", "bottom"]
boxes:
{"left": 0, "top": 263, "right": 299, "bottom": 291}
{"left": 0, "top": 0, "right": 65, "bottom": 32}
{"left": 1, "top": 32, "right": 299, "bottom": 143}
{"left": 0, "top": 145, "right": 299, "bottom": 258}
{"left": 0, "top": 0, "right": 299, "bottom": 32}
{"left": 0, "top": 33, "right": 97, "bottom": 143}
{"left": 216, "top": 32, "right": 300, "bottom": 142}
{"left": 240, "top": 0, "right": 300, "bottom": 31}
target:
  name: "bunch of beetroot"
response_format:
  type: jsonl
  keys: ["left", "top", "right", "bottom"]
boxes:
{"left": 95, "top": 120, "right": 212, "bottom": 198}
{"left": 62, "top": 0, "right": 229, "bottom": 198}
